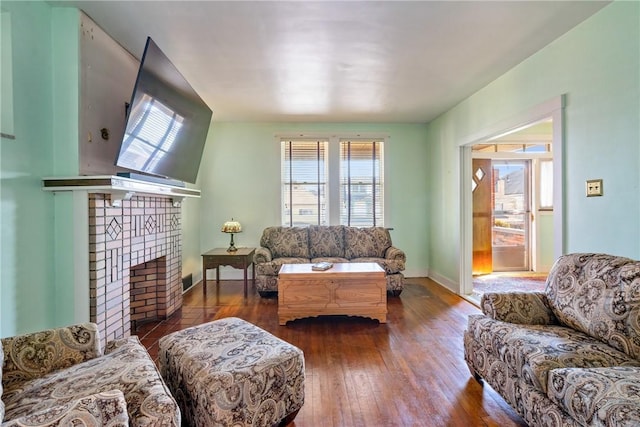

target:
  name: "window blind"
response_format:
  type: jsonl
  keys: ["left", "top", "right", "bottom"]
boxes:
{"left": 281, "top": 140, "right": 328, "bottom": 226}
{"left": 340, "top": 140, "right": 384, "bottom": 227}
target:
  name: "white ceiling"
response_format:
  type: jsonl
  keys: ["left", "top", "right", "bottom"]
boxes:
{"left": 56, "top": 1, "right": 609, "bottom": 123}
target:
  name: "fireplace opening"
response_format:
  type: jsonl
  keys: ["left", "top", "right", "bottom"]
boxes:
{"left": 130, "top": 256, "right": 167, "bottom": 333}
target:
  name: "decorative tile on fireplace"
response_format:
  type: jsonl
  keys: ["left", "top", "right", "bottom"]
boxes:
{"left": 89, "top": 194, "right": 182, "bottom": 346}
{"left": 145, "top": 215, "right": 157, "bottom": 234}
{"left": 106, "top": 217, "right": 122, "bottom": 240}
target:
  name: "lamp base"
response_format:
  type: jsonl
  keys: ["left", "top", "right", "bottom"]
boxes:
{"left": 227, "top": 233, "right": 237, "bottom": 252}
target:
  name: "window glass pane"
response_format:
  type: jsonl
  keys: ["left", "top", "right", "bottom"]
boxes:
{"left": 1, "top": 11, "right": 15, "bottom": 139}
{"left": 472, "top": 143, "right": 551, "bottom": 153}
{"left": 340, "top": 140, "right": 384, "bottom": 227}
{"left": 281, "top": 140, "right": 327, "bottom": 226}
{"left": 540, "top": 160, "right": 553, "bottom": 209}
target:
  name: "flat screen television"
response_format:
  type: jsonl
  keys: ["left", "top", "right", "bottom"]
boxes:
{"left": 115, "top": 37, "right": 212, "bottom": 184}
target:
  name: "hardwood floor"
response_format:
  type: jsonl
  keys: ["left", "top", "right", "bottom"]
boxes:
{"left": 137, "top": 277, "right": 527, "bottom": 427}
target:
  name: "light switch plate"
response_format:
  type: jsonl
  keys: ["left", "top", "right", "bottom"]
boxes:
{"left": 586, "top": 179, "right": 603, "bottom": 197}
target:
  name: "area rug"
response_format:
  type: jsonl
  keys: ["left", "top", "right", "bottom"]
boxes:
{"left": 472, "top": 274, "right": 547, "bottom": 295}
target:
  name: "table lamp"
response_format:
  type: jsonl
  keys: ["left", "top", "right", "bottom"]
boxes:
{"left": 221, "top": 219, "right": 242, "bottom": 252}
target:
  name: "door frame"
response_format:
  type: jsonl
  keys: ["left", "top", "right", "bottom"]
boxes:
{"left": 459, "top": 96, "right": 565, "bottom": 296}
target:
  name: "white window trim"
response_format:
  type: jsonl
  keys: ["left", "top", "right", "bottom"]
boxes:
{"left": 276, "top": 132, "right": 389, "bottom": 227}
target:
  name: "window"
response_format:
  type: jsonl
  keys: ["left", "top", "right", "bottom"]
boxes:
{"left": 340, "top": 140, "right": 384, "bottom": 226}
{"left": 539, "top": 159, "right": 553, "bottom": 209}
{"left": 280, "top": 137, "right": 384, "bottom": 227}
{"left": 281, "top": 140, "right": 328, "bottom": 226}
{"left": 1, "top": 11, "right": 15, "bottom": 140}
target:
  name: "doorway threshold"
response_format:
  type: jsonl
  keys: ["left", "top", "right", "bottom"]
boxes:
{"left": 472, "top": 272, "right": 547, "bottom": 300}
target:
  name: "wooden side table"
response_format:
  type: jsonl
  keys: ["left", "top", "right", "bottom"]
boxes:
{"left": 202, "top": 248, "right": 256, "bottom": 298}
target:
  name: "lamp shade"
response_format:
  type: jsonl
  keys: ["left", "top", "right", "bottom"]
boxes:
{"left": 221, "top": 219, "right": 242, "bottom": 233}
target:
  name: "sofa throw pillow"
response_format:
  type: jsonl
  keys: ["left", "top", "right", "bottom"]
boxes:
{"left": 309, "top": 226, "right": 345, "bottom": 258}
{"left": 344, "top": 227, "right": 391, "bottom": 259}
{"left": 269, "top": 227, "right": 310, "bottom": 259}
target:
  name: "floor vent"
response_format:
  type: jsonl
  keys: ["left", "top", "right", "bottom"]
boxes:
{"left": 182, "top": 274, "right": 193, "bottom": 292}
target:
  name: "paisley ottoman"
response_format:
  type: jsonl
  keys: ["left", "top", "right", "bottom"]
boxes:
{"left": 158, "top": 317, "right": 305, "bottom": 427}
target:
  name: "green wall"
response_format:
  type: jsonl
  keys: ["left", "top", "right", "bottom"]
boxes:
{"left": 1, "top": 2, "right": 81, "bottom": 336}
{"left": 196, "top": 122, "right": 429, "bottom": 280}
{"left": 1, "top": 1, "right": 55, "bottom": 335}
{"left": 426, "top": 1, "right": 640, "bottom": 288}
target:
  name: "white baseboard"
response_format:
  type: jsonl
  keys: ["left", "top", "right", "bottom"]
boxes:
{"left": 427, "top": 270, "right": 459, "bottom": 294}
{"left": 404, "top": 267, "right": 429, "bottom": 278}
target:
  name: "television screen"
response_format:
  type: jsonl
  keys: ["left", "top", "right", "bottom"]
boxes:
{"left": 115, "top": 37, "right": 212, "bottom": 184}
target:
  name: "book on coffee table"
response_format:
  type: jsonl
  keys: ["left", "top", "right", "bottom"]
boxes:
{"left": 311, "top": 262, "right": 333, "bottom": 271}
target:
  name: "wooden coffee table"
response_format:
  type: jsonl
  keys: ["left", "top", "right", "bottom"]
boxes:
{"left": 278, "top": 262, "right": 387, "bottom": 325}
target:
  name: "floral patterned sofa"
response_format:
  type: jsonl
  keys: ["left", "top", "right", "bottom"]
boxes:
{"left": 254, "top": 225, "right": 406, "bottom": 297}
{"left": 1, "top": 323, "right": 179, "bottom": 426}
{"left": 464, "top": 253, "right": 640, "bottom": 427}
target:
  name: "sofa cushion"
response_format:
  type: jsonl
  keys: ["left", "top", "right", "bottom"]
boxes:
{"left": 256, "top": 258, "right": 310, "bottom": 276}
{"left": 2, "top": 390, "right": 130, "bottom": 427}
{"left": 309, "top": 225, "right": 345, "bottom": 258}
{"left": 547, "top": 366, "right": 640, "bottom": 427}
{"left": 311, "top": 257, "right": 349, "bottom": 265}
{"left": 350, "top": 257, "right": 403, "bottom": 274}
{"left": 261, "top": 227, "right": 309, "bottom": 259}
{"left": 467, "top": 315, "right": 640, "bottom": 394}
{"left": 2, "top": 336, "right": 179, "bottom": 426}
{"left": 545, "top": 253, "right": 640, "bottom": 360}
{"left": 344, "top": 227, "right": 391, "bottom": 259}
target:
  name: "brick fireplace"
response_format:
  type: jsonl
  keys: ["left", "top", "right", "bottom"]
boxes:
{"left": 88, "top": 193, "right": 182, "bottom": 344}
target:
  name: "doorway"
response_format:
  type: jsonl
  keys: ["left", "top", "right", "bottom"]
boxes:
{"left": 460, "top": 96, "right": 565, "bottom": 300}
{"left": 472, "top": 157, "right": 533, "bottom": 275}
{"left": 472, "top": 125, "right": 552, "bottom": 285}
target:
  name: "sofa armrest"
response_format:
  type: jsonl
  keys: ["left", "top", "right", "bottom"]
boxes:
{"left": 384, "top": 246, "right": 406, "bottom": 273}
{"left": 254, "top": 247, "right": 273, "bottom": 264}
{"left": 481, "top": 292, "right": 558, "bottom": 325}
{"left": 385, "top": 246, "right": 405, "bottom": 262}
{"left": 2, "top": 390, "right": 129, "bottom": 427}
{"left": 1, "top": 323, "right": 101, "bottom": 389}
{"left": 104, "top": 336, "right": 140, "bottom": 354}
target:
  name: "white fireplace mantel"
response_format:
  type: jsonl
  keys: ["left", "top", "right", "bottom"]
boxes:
{"left": 42, "top": 175, "right": 200, "bottom": 207}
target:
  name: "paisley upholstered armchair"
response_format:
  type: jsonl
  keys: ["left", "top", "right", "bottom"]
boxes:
{"left": 464, "top": 253, "right": 640, "bottom": 426}
{"left": 1, "top": 323, "right": 179, "bottom": 426}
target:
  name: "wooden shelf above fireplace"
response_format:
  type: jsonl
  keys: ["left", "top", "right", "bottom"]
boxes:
{"left": 42, "top": 175, "right": 200, "bottom": 207}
